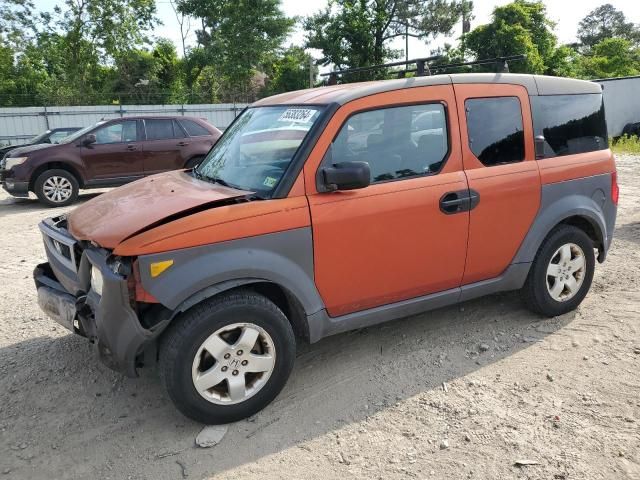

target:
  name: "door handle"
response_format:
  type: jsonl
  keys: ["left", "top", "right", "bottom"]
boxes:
{"left": 440, "top": 189, "right": 480, "bottom": 214}
{"left": 177, "top": 141, "right": 189, "bottom": 147}
{"left": 126, "top": 144, "right": 137, "bottom": 151}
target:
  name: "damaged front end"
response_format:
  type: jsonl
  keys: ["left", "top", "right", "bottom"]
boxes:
{"left": 34, "top": 215, "right": 169, "bottom": 376}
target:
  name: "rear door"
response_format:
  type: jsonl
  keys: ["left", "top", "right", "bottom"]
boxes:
{"left": 453, "top": 84, "right": 541, "bottom": 285}
{"left": 305, "top": 85, "right": 470, "bottom": 317}
{"left": 142, "top": 118, "right": 189, "bottom": 175}
{"left": 80, "top": 120, "right": 145, "bottom": 182}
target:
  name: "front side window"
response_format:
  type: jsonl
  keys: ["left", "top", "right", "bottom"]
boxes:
{"left": 465, "top": 97, "right": 525, "bottom": 166}
{"left": 94, "top": 121, "right": 137, "bottom": 144}
{"left": 531, "top": 93, "right": 608, "bottom": 158}
{"left": 331, "top": 103, "right": 449, "bottom": 183}
{"left": 196, "top": 106, "right": 323, "bottom": 195}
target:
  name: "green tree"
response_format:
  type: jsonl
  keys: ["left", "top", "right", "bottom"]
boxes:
{"left": 0, "top": 0, "right": 38, "bottom": 51}
{"left": 304, "top": 0, "right": 470, "bottom": 79}
{"left": 465, "top": 0, "right": 571, "bottom": 75}
{"left": 577, "top": 4, "right": 640, "bottom": 50}
{"left": 578, "top": 37, "right": 640, "bottom": 78}
{"left": 178, "top": 0, "right": 294, "bottom": 94}
{"left": 263, "top": 46, "right": 317, "bottom": 95}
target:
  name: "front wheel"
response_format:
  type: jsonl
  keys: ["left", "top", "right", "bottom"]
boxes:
{"left": 34, "top": 169, "right": 79, "bottom": 207}
{"left": 522, "top": 225, "right": 595, "bottom": 317}
{"left": 159, "top": 290, "right": 296, "bottom": 424}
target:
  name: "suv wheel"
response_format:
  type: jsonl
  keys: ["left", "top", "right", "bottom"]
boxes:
{"left": 159, "top": 290, "right": 296, "bottom": 424}
{"left": 523, "top": 225, "right": 595, "bottom": 317}
{"left": 34, "top": 169, "right": 79, "bottom": 207}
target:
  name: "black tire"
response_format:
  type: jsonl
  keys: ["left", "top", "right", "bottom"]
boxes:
{"left": 34, "top": 169, "right": 79, "bottom": 207}
{"left": 184, "top": 155, "right": 204, "bottom": 169}
{"left": 159, "top": 290, "right": 296, "bottom": 424}
{"left": 522, "top": 225, "right": 595, "bottom": 317}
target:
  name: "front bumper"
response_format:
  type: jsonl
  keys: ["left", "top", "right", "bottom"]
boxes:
{"left": 34, "top": 217, "right": 155, "bottom": 377}
{"left": 1, "top": 171, "right": 29, "bottom": 197}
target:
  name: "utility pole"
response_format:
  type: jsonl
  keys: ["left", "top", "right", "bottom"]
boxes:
{"left": 309, "top": 57, "right": 314, "bottom": 88}
{"left": 405, "top": 22, "right": 409, "bottom": 64}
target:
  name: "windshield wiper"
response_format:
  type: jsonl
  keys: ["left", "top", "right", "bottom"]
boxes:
{"left": 210, "top": 176, "right": 232, "bottom": 188}
{"left": 192, "top": 169, "right": 240, "bottom": 190}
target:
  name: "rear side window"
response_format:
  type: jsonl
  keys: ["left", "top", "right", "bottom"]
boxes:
{"left": 181, "top": 119, "right": 211, "bottom": 137}
{"left": 531, "top": 94, "right": 608, "bottom": 158}
{"left": 145, "top": 119, "right": 176, "bottom": 140}
{"left": 465, "top": 97, "right": 525, "bottom": 166}
{"left": 332, "top": 103, "right": 449, "bottom": 183}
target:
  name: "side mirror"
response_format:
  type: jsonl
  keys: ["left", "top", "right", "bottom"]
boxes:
{"left": 534, "top": 135, "right": 546, "bottom": 160}
{"left": 321, "top": 161, "right": 371, "bottom": 191}
{"left": 82, "top": 134, "right": 96, "bottom": 146}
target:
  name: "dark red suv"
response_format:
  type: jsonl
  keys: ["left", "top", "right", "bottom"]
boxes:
{"left": 1, "top": 116, "right": 221, "bottom": 206}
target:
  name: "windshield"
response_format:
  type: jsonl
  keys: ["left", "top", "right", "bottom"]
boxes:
{"left": 60, "top": 121, "right": 106, "bottom": 144}
{"left": 28, "top": 131, "right": 50, "bottom": 144}
{"left": 195, "top": 106, "right": 323, "bottom": 195}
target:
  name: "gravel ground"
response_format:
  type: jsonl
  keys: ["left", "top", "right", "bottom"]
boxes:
{"left": 0, "top": 156, "right": 639, "bottom": 480}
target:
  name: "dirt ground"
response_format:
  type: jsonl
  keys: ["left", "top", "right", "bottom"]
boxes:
{"left": 0, "top": 156, "right": 638, "bottom": 480}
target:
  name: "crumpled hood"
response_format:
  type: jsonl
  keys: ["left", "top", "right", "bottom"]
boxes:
{"left": 68, "top": 170, "right": 251, "bottom": 249}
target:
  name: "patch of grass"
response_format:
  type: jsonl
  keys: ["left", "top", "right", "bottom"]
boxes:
{"left": 611, "top": 134, "right": 640, "bottom": 155}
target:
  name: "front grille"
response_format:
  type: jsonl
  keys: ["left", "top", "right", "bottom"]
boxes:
{"left": 39, "top": 216, "right": 79, "bottom": 273}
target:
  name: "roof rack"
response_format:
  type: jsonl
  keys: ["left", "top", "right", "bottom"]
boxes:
{"left": 320, "top": 55, "right": 527, "bottom": 85}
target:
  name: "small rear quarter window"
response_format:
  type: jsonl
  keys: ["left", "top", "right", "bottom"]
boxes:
{"left": 180, "top": 119, "right": 211, "bottom": 137}
{"left": 531, "top": 93, "right": 608, "bottom": 158}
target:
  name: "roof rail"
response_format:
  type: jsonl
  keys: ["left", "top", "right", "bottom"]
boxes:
{"left": 320, "top": 55, "right": 527, "bottom": 85}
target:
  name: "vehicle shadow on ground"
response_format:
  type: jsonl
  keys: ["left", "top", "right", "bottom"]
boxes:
{"left": 615, "top": 221, "right": 640, "bottom": 246}
{"left": 0, "top": 192, "right": 103, "bottom": 218}
{"left": 0, "top": 291, "right": 577, "bottom": 479}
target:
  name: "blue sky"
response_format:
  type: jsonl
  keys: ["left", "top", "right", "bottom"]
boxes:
{"left": 36, "top": 0, "right": 640, "bottom": 61}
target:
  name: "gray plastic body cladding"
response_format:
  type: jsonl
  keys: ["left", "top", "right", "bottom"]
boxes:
{"left": 306, "top": 263, "right": 530, "bottom": 343}
{"left": 513, "top": 173, "right": 616, "bottom": 265}
{"left": 138, "top": 227, "right": 324, "bottom": 315}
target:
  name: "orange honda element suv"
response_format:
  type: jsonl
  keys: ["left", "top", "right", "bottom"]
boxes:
{"left": 34, "top": 69, "right": 618, "bottom": 424}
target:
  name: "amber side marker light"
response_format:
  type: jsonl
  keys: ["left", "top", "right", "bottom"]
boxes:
{"left": 150, "top": 260, "right": 174, "bottom": 278}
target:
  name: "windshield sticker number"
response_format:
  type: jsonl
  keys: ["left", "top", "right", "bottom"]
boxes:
{"left": 263, "top": 176, "right": 278, "bottom": 188}
{"left": 278, "top": 108, "right": 316, "bottom": 124}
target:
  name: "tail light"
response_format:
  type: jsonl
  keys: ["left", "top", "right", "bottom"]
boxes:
{"left": 611, "top": 171, "right": 619, "bottom": 205}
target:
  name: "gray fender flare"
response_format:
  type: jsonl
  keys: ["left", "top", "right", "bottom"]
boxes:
{"left": 137, "top": 228, "right": 325, "bottom": 317}
{"left": 513, "top": 190, "right": 608, "bottom": 265}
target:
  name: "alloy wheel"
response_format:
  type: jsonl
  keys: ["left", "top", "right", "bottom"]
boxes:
{"left": 546, "top": 242, "right": 586, "bottom": 302}
{"left": 42, "top": 176, "right": 73, "bottom": 204}
{"left": 191, "top": 322, "right": 276, "bottom": 405}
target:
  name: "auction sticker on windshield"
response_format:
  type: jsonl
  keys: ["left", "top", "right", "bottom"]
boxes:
{"left": 278, "top": 108, "right": 317, "bottom": 124}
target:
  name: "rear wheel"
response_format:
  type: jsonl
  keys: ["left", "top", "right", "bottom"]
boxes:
{"left": 34, "top": 169, "right": 79, "bottom": 207}
{"left": 159, "top": 290, "right": 296, "bottom": 424}
{"left": 522, "top": 225, "right": 595, "bottom": 317}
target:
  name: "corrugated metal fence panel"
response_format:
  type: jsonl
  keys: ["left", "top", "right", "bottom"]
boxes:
{"left": 595, "top": 76, "right": 640, "bottom": 137}
{"left": 0, "top": 103, "right": 247, "bottom": 145}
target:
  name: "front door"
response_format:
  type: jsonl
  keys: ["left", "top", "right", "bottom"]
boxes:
{"left": 453, "top": 84, "right": 541, "bottom": 285}
{"left": 81, "top": 120, "right": 145, "bottom": 182}
{"left": 306, "top": 86, "right": 470, "bottom": 317}
{"left": 142, "top": 118, "right": 188, "bottom": 175}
